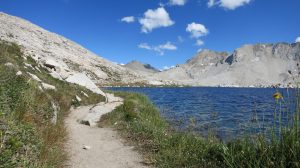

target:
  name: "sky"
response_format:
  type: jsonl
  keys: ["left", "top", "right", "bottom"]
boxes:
{"left": 0, "top": 0, "right": 300, "bottom": 70}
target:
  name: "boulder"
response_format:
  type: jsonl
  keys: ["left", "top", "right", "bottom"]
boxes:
{"left": 16, "top": 71, "right": 22, "bottom": 76}
{"left": 76, "top": 95, "right": 82, "bottom": 102}
{"left": 27, "top": 72, "right": 41, "bottom": 82}
{"left": 41, "top": 83, "right": 56, "bottom": 90}
{"left": 66, "top": 73, "right": 105, "bottom": 96}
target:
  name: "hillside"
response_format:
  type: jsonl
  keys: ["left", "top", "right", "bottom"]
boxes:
{"left": 0, "top": 41, "right": 105, "bottom": 167}
{"left": 0, "top": 12, "right": 162, "bottom": 86}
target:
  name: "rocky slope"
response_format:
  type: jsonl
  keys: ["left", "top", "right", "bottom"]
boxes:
{"left": 155, "top": 43, "right": 300, "bottom": 87}
{"left": 0, "top": 12, "right": 161, "bottom": 87}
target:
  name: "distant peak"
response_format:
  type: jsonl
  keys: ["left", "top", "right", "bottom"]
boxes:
{"left": 126, "top": 61, "right": 145, "bottom": 67}
{"left": 125, "top": 60, "right": 159, "bottom": 73}
{"left": 185, "top": 49, "right": 228, "bottom": 66}
{"left": 197, "top": 49, "right": 228, "bottom": 56}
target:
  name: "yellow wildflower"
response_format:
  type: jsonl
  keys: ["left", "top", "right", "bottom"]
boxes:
{"left": 273, "top": 92, "right": 283, "bottom": 100}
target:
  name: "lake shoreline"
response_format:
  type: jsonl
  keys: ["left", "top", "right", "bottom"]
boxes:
{"left": 99, "top": 91, "right": 300, "bottom": 167}
{"left": 103, "top": 87, "right": 296, "bottom": 140}
{"left": 102, "top": 85, "right": 295, "bottom": 89}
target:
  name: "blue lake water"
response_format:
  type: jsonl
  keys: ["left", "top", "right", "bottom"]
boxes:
{"left": 104, "top": 87, "right": 297, "bottom": 140}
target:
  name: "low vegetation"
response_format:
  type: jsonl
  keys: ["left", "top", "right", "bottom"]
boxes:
{"left": 0, "top": 41, "right": 105, "bottom": 167}
{"left": 100, "top": 91, "right": 300, "bottom": 168}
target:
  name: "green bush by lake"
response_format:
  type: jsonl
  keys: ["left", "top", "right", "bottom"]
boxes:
{"left": 100, "top": 91, "right": 300, "bottom": 168}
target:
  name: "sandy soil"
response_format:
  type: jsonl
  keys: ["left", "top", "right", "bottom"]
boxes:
{"left": 65, "top": 93, "right": 147, "bottom": 168}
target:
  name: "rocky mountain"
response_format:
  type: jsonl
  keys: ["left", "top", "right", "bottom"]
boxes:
{"left": 124, "top": 61, "right": 160, "bottom": 74}
{"left": 1, "top": 12, "right": 299, "bottom": 88}
{"left": 155, "top": 43, "right": 300, "bottom": 87}
{"left": 0, "top": 12, "right": 166, "bottom": 87}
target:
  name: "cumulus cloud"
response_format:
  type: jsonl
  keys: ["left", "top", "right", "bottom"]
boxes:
{"left": 186, "top": 22, "right": 209, "bottom": 38}
{"left": 195, "top": 39, "right": 204, "bottom": 46}
{"left": 220, "top": 0, "right": 251, "bottom": 10}
{"left": 121, "top": 16, "right": 135, "bottom": 23}
{"left": 139, "top": 7, "right": 175, "bottom": 33}
{"left": 296, "top": 37, "right": 300, "bottom": 43}
{"left": 186, "top": 23, "right": 208, "bottom": 48}
{"left": 138, "top": 42, "right": 177, "bottom": 55}
{"left": 158, "top": 42, "right": 177, "bottom": 50}
{"left": 208, "top": 0, "right": 251, "bottom": 10}
{"left": 169, "top": 0, "right": 187, "bottom": 6}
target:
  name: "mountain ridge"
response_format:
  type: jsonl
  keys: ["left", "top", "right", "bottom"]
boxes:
{"left": 1, "top": 12, "right": 299, "bottom": 88}
{"left": 155, "top": 42, "right": 300, "bottom": 87}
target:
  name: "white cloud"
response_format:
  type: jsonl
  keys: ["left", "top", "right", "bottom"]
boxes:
{"left": 296, "top": 37, "right": 300, "bottom": 43}
{"left": 138, "top": 43, "right": 152, "bottom": 50}
{"left": 195, "top": 39, "right": 204, "bottom": 46}
{"left": 121, "top": 16, "right": 135, "bottom": 23}
{"left": 208, "top": 0, "right": 251, "bottom": 10}
{"left": 186, "top": 22, "right": 209, "bottom": 38}
{"left": 169, "top": 0, "right": 187, "bottom": 6}
{"left": 220, "top": 0, "right": 251, "bottom": 10}
{"left": 139, "top": 7, "right": 175, "bottom": 33}
{"left": 158, "top": 42, "right": 177, "bottom": 50}
{"left": 197, "top": 48, "right": 203, "bottom": 53}
{"left": 138, "top": 42, "right": 177, "bottom": 55}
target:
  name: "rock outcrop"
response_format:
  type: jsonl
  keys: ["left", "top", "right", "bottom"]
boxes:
{"left": 66, "top": 73, "right": 105, "bottom": 96}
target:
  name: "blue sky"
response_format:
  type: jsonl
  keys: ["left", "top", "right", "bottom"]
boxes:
{"left": 0, "top": 0, "right": 300, "bottom": 69}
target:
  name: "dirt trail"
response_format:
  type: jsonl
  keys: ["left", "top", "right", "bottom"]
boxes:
{"left": 65, "top": 93, "right": 146, "bottom": 168}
